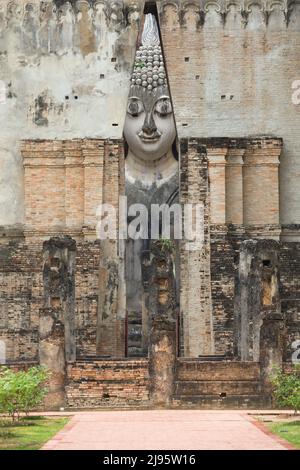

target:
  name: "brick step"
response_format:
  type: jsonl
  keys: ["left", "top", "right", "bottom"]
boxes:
{"left": 172, "top": 394, "right": 271, "bottom": 409}
{"left": 177, "top": 361, "right": 260, "bottom": 381}
{"left": 174, "top": 380, "right": 261, "bottom": 396}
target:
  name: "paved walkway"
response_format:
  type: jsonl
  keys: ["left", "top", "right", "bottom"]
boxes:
{"left": 42, "top": 410, "right": 292, "bottom": 450}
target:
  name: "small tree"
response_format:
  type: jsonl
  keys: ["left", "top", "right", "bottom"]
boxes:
{"left": 0, "top": 366, "right": 49, "bottom": 421}
{"left": 271, "top": 365, "right": 300, "bottom": 414}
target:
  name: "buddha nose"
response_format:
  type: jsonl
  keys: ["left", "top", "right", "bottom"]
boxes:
{"left": 142, "top": 112, "right": 157, "bottom": 135}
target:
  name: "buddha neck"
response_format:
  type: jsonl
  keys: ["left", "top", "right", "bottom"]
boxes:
{"left": 125, "top": 148, "right": 178, "bottom": 188}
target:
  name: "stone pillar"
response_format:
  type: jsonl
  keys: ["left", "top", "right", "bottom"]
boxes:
{"left": 260, "top": 313, "right": 286, "bottom": 394}
{"left": 64, "top": 140, "right": 84, "bottom": 231}
{"left": 180, "top": 139, "right": 214, "bottom": 357}
{"left": 41, "top": 236, "right": 76, "bottom": 409}
{"left": 235, "top": 239, "right": 284, "bottom": 363}
{"left": 149, "top": 240, "right": 177, "bottom": 407}
{"left": 97, "top": 140, "right": 126, "bottom": 357}
{"left": 225, "top": 143, "right": 245, "bottom": 225}
{"left": 39, "top": 308, "right": 66, "bottom": 410}
{"left": 82, "top": 139, "right": 104, "bottom": 240}
{"left": 243, "top": 137, "right": 282, "bottom": 238}
{"left": 207, "top": 145, "right": 228, "bottom": 225}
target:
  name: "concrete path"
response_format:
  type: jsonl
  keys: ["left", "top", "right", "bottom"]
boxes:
{"left": 42, "top": 410, "right": 292, "bottom": 450}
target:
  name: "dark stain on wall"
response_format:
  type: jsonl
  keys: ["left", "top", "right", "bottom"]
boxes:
{"left": 34, "top": 93, "right": 49, "bottom": 126}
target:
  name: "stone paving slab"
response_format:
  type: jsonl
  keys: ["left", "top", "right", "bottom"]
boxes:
{"left": 42, "top": 410, "right": 291, "bottom": 450}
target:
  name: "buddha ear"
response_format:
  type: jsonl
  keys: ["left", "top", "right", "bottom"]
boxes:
{"left": 124, "top": 137, "right": 129, "bottom": 159}
{"left": 172, "top": 139, "right": 179, "bottom": 161}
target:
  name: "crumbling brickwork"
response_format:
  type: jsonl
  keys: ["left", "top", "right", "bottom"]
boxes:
{"left": 66, "top": 359, "right": 149, "bottom": 408}
{"left": 0, "top": 239, "right": 101, "bottom": 363}
{"left": 280, "top": 242, "right": 300, "bottom": 359}
{"left": 0, "top": 242, "right": 43, "bottom": 361}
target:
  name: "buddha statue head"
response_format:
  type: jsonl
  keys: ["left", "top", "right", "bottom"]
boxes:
{"left": 124, "top": 14, "right": 176, "bottom": 169}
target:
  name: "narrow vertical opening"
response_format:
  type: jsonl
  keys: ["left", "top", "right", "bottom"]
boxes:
{"left": 123, "top": 4, "right": 180, "bottom": 358}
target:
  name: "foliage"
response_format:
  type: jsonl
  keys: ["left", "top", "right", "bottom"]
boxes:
{"left": 0, "top": 416, "right": 69, "bottom": 450}
{"left": 270, "top": 365, "right": 300, "bottom": 414}
{"left": 268, "top": 421, "right": 300, "bottom": 449}
{"left": 0, "top": 366, "right": 49, "bottom": 421}
{"left": 159, "top": 237, "right": 174, "bottom": 252}
{"left": 135, "top": 60, "right": 145, "bottom": 69}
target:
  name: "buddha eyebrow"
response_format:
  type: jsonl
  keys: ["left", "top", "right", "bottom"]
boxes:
{"left": 154, "top": 96, "right": 170, "bottom": 103}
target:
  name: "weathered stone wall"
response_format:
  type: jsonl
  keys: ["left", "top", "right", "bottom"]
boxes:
{"left": 172, "top": 359, "right": 269, "bottom": 408}
{"left": 0, "top": 227, "right": 299, "bottom": 364}
{"left": 0, "top": 239, "right": 101, "bottom": 362}
{"left": 0, "top": 0, "right": 299, "bottom": 233}
{"left": 0, "top": 242, "right": 43, "bottom": 361}
{"left": 280, "top": 242, "right": 300, "bottom": 359}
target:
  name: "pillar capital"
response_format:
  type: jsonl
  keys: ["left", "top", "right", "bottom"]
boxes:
{"left": 243, "top": 137, "right": 282, "bottom": 166}
{"left": 226, "top": 148, "right": 245, "bottom": 166}
{"left": 207, "top": 147, "right": 228, "bottom": 166}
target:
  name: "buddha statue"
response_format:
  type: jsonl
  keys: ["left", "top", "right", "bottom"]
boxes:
{"left": 124, "top": 14, "right": 179, "bottom": 357}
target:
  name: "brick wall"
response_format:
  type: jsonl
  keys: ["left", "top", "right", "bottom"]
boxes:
{"left": 180, "top": 139, "right": 214, "bottom": 357}
{"left": 0, "top": 236, "right": 299, "bottom": 363}
{"left": 0, "top": 240, "right": 102, "bottom": 362}
{"left": 21, "top": 139, "right": 124, "bottom": 241}
{"left": 280, "top": 242, "right": 300, "bottom": 359}
{"left": 66, "top": 359, "right": 149, "bottom": 408}
{"left": 210, "top": 233, "right": 236, "bottom": 356}
{"left": 75, "top": 241, "right": 101, "bottom": 358}
{"left": 0, "top": 242, "right": 43, "bottom": 361}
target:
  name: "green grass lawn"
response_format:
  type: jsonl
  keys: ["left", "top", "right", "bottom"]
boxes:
{"left": 0, "top": 415, "right": 69, "bottom": 450}
{"left": 268, "top": 420, "right": 300, "bottom": 449}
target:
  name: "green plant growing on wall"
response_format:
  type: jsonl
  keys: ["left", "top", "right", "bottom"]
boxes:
{"left": 0, "top": 367, "right": 49, "bottom": 421}
{"left": 134, "top": 60, "right": 145, "bottom": 69}
{"left": 271, "top": 365, "right": 300, "bottom": 414}
{"left": 159, "top": 237, "right": 174, "bottom": 253}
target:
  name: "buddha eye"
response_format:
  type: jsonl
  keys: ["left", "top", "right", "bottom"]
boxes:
{"left": 155, "top": 98, "right": 172, "bottom": 116}
{"left": 127, "top": 99, "right": 143, "bottom": 117}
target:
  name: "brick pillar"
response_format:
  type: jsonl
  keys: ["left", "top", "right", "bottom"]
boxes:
{"left": 207, "top": 145, "right": 228, "bottom": 225}
{"left": 64, "top": 140, "right": 84, "bottom": 231}
{"left": 149, "top": 240, "right": 177, "bottom": 407}
{"left": 82, "top": 139, "right": 104, "bottom": 240}
{"left": 243, "top": 137, "right": 282, "bottom": 238}
{"left": 225, "top": 143, "right": 245, "bottom": 225}
{"left": 96, "top": 140, "right": 126, "bottom": 357}
{"left": 180, "top": 139, "right": 214, "bottom": 357}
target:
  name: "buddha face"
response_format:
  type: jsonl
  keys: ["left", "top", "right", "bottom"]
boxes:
{"left": 124, "top": 85, "right": 176, "bottom": 163}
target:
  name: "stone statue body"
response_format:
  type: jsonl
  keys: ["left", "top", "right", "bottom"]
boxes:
{"left": 124, "top": 14, "right": 179, "bottom": 356}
